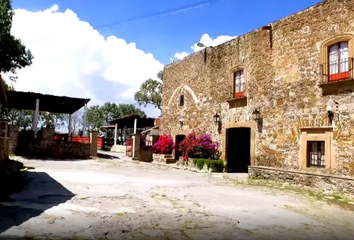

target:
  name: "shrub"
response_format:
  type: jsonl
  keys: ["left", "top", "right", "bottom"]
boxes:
{"left": 195, "top": 134, "right": 219, "bottom": 159}
{"left": 178, "top": 132, "right": 197, "bottom": 158}
{"left": 153, "top": 135, "right": 175, "bottom": 154}
{"left": 192, "top": 158, "right": 224, "bottom": 172}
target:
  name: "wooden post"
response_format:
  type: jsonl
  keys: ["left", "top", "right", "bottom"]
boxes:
{"left": 82, "top": 104, "right": 87, "bottom": 143}
{"left": 114, "top": 123, "right": 118, "bottom": 145}
{"left": 68, "top": 114, "right": 72, "bottom": 142}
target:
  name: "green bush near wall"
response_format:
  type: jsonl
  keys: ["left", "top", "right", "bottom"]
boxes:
{"left": 192, "top": 158, "right": 224, "bottom": 172}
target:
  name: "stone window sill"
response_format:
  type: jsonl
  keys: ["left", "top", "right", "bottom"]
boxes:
{"left": 226, "top": 96, "right": 247, "bottom": 104}
{"left": 319, "top": 78, "right": 354, "bottom": 95}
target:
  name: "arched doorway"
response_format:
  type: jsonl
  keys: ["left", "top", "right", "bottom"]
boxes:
{"left": 175, "top": 135, "right": 185, "bottom": 160}
{"left": 172, "top": 130, "right": 188, "bottom": 161}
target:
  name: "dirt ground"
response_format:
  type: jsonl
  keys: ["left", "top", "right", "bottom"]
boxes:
{"left": 0, "top": 152, "right": 353, "bottom": 240}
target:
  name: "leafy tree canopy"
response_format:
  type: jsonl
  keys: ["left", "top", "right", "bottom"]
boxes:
{"left": 134, "top": 70, "right": 163, "bottom": 110}
{"left": 86, "top": 103, "right": 146, "bottom": 132}
{"left": 0, "top": 0, "right": 33, "bottom": 75}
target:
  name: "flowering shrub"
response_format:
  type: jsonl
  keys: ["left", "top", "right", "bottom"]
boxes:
{"left": 178, "top": 132, "right": 220, "bottom": 160}
{"left": 178, "top": 132, "right": 197, "bottom": 158}
{"left": 195, "top": 134, "right": 220, "bottom": 159}
{"left": 153, "top": 135, "right": 175, "bottom": 154}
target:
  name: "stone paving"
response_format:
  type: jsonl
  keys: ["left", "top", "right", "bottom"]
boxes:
{"left": 0, "top": 152, "right": 353, "bottom": 239}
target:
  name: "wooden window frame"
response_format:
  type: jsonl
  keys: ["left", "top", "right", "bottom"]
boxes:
{"left": 229, "top": 67, "right": 246, "bottom": 100}
{"left": 328, "top": 41, "right": 349, "bottom": 82}
{"left": 320, "top": 34, "right": 354, "bottom": 83}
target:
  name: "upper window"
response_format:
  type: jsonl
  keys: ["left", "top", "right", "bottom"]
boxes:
{"left": 329, "top": 41, "right": 349, "bottom": 81}
{"left": 179, "top": 95, "right": 184, "bottom": 107}
{"left": 234, "top": 70, "right": 245, "bottom": 98}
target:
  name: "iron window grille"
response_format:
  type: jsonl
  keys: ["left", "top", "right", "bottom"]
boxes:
{"left": 307, "top": 141, "right": 325, "bottom": 168}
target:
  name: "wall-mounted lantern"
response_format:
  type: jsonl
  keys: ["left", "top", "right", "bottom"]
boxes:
{"left": 326, "top": 98, "right": 339, "bottom": 123}
{"left": 326, "top": 105, "right": 334, "bottom": 123}
{"left": 213, "top": 113, "right": 221, "bottom": 124}
{"left": 179, "top": 118, "right": 184, "bottom": 129}
{"left": 252, "top": 108, "right": 261, "bottom": 122}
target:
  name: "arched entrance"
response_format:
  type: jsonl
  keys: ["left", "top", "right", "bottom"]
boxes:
{"left": 172, "top": 130, "right": 188, "bottom": 161}
{"left": 223, "top": 122, "right": 256, "bottom": 173}
{"left": 175, "top": 135, "right": 185, "bottom": 160}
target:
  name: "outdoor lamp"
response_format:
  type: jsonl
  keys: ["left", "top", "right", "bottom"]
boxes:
{"left": 327, "top": 105, "right": 334, "bottom": 123}
{"left": 179, "top": 118, "right": 184, "bottom": 128}
{"left": 252, "top": 108, "right": 261, "bottom": 122}
{"left": 213, "top": 113, "right": 220, "bottom": 124}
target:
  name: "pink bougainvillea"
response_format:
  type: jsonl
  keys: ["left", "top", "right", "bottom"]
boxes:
{"left": 153, "top": 135, "right": 175, "bottom": 154}
{"left": 178, "top": 132, "right": 220, "bottom": 160}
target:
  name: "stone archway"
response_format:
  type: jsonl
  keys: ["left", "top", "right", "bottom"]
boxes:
{"left": 222, "top": 122, "right": 256, "bottom": 172}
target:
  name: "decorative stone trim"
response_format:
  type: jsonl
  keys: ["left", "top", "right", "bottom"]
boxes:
{"left": 222, "top": 121, "right": 256, "bottom": 166}
{"left": 249, "top": 166, "right": 354, "bottom": 194}
{"left": 167, "top": 84, "right": 199, "bottom": 107}
{"left": 299, "top": 127, "right": 334, "bottom": 170}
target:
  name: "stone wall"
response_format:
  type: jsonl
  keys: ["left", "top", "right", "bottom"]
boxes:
{"left": 138, "top": 146, "right": 153, "bottom": 162}
{"left": 18, "top": 139, "right": 91, "bottom": 159}
{"left": 8, "top": 125, "right": 19, "bottom": 154}
{"left": 161, "top": 0, "right": 354, "bottom": 176}
{"left": 0, "top": 120, "right": 8, "bottom": 163}
{"left": 0, "top": 139, "right": 9, "bottom": 164}
{"left": 249, "top": 166, "right": 354, "bottom": 194}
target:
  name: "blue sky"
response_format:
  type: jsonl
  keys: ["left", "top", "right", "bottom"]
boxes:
{"left": 11, "top": 0, "right": 323, "bottom": 119}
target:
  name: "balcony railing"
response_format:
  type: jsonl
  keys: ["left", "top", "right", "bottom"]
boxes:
{"left": 320, "top": 57, "right": 353, "bottom": 83}
{"left": 228, "top": 85, "right": 245, "bottom": 100}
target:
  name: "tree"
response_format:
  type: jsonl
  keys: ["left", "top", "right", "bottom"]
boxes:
{"left": 70, "top": 110, "right": 83, "bottom": 135}
{"left": 0, "top": 0, "right": 33, "bottom": 75}
{"left": 86, "top": 103, "right": 146, "bottom": 133}
{"left": 86, "top": 105, "right": 103, "bottom": 131}
{"left": 134, "top": 71, "right": 163, "bottom": 110}
{"left": 40, "top": 112, "right": 66, "bottom": 129}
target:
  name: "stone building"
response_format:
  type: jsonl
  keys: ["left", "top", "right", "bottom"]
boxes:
{"left": 160, "top": 0, "right": 354, "bottom": 181}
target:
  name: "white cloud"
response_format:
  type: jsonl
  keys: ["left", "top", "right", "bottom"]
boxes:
{"left": 7, "top": 4, "right": 164, "bottom": 117}
{"left": 174, "top": 51, "right": 188, "bottom": 60}
{"left": 174, "top": 33, "right": 236, "bottom": 60}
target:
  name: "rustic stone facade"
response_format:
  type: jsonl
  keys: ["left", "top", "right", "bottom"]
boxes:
{"left": 161, "top": 0, "right": 354, "bottom": 178}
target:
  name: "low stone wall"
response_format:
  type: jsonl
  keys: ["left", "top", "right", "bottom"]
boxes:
{"left": 249, "top": 166, "right": 354, "bottom": 194}
{"left": 18, "top": 140, "right": 91, "bottom": 159}
{"left": 138, "top": 146, "right": 153, "bottom": 162}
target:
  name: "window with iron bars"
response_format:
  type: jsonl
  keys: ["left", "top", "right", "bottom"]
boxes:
{"left": 307, "top": 141, "right": 325, "bottom": 168}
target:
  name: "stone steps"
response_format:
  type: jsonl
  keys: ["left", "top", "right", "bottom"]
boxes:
{"left": 165, "top": 158, "right": 176, "bottom": 164}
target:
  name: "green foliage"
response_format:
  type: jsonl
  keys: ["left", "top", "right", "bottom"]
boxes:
{"left": 86, "top": 103, "right": 146, "bottom": 132}
{"left": 134, "top": 78, "right": 162, "bottom": 110}
{"left": 192, "top": 158, "right": 224, "bottom": 172}
{"left": 0, "top": 0, "right": 33, "bottom": 74}
{"left": 40, "top": 112, "right": 66, "bottom": 129}
{"left": 86, "top": 105, "right": 104, "bottom": 131}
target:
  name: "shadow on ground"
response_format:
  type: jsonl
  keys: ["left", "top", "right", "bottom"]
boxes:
{"left": 97, "top": 152, "right": 120, "bottom": 160}
{"left": 0, "top": 171, "right": 75, "bottom": 238}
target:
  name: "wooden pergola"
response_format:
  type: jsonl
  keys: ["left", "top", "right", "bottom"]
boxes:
{"left": 2, "top": 90, "right": 90, "bottom": 140}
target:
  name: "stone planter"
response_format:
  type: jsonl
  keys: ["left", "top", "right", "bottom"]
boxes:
{"left": 152, "top": 153, "right": 175, "bottom": 164}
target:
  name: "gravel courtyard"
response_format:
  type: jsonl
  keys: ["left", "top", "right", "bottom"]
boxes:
{"left": 0, "top": 152, "right": 353, "bottom": 240}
